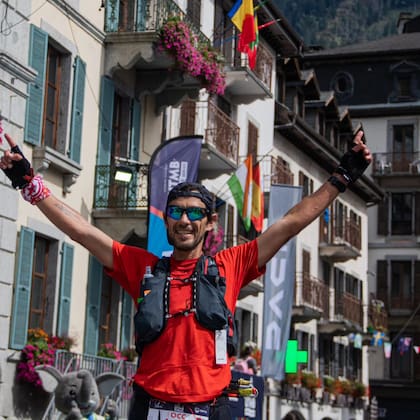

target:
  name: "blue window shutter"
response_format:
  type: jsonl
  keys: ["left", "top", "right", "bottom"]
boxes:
{"left": 57, "top": 242, "right": 74, "bottom": 337}
{"left": 10, "top": 227, "right": 35, "bottom": 349}
{"left": 136, "top": 0, "right": 147, "bottom": 31}
{"left": 127, "top": 99, "right": 141, "bottom": 207}
{"left": 97, "top": 76, "right": 114, "bottom": 165}
{"left": 130, "top": 99, "right": 141, "bottom": 161}
{"left": 120, "top": 290, "right": 133, "bottom": 350}
{"left": 105, "top": 0, "right": 120, "bottom": 32}
{"left": 69, "top": 56, "right": 86, "bottom": 164}
{"left": 84, "top": 255, "right": 103, "bottom": 355}
{"left": 24, "top": 25, "right": 47, "bottom": 146}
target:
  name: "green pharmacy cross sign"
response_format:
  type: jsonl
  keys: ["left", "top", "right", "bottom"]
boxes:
{"left": 284, "top": 340, "right": 308, "bottom": 373}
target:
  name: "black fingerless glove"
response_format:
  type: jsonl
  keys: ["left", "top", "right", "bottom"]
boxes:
{"left": 335, "top": 146, "right": 369, "bottom": 183}
{"left": 2, "top": 145, "right": 34, "bottom": 189}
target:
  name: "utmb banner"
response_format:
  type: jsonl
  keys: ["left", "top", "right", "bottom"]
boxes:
{"left": 261, "top": 184, "right": 302, "bottom": 380}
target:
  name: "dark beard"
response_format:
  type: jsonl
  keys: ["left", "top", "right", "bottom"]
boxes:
{"left": 166, "top": 230, "right": 206, "bottom": 251}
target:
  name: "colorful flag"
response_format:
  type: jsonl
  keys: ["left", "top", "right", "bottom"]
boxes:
{"left": 371, "top": 330, "right": 385, "bottom": 346}
{"left": 398, "top": 337, "right": 412, "bottom": 355}
{"left": 228, "top": 155, "right": 253, "bottom": 231}
{"left": 228, "top": 0, "right": 256, "bottom": 48}
{"left": 245, "top": 15, "right": 259, "bottom": 70}
{"left": 384, "top": 342, "right": 392, "bottom": 359}
{"left": 147, "top": 135, "right": 202, "bottom": 257}
{"left": 251, "top": 161, "right": 264, "bottom": 232}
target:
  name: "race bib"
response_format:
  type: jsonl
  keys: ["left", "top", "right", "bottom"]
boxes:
{"left": 147, "top": 399, "right": 209, "bottom": 420}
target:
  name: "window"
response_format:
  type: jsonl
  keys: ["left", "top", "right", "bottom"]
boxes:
{"left": 10, "top": 228, "right": 74, "bottom": 349}
{"left": 234, "top": 307, "right": 258, "bottom": 357}
{"left": 392, "top": 124, "right": 414, "bottom": 172}
{"left": 389, "top": 60, "right": 420, "bottom": 102}
{"left": 43, "top": 45, "right": 63, "bottom": 150}
{"left": 378, "top": 192, "right": 420, "bottom": 236}
{"left": 392, "top": 193, "right": 413, "bottom": 235}
{"left": 390, "top": 261, "right": 412, "bottom": 309}
{"left": 25, "top": 25, "right": 86, "bottom": 190}
{"left": 376, "top": 259, "right": 420, "bottom": 311}
{"left": 299, "top": 171, "right": 313, "bottom": 198}
{"left": 29, "top": 236, "right": 50, "bottom": 330}
{"left": 330, "top": 71, "right": 354, "bottom": 100}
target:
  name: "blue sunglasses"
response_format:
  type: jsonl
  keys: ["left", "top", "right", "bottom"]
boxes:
{"left": 166, "top": 205, "right": 208, "bottom": 221}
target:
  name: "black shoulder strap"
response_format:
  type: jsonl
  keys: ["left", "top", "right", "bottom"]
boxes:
{"left": 154, "top": 256, "right": 170, "bottom": 274}
{"left": 206, "top": 255, "right": 219, "bottom": 276}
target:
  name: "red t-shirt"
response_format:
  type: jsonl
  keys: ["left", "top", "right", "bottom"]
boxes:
{"left": 107, "top": 239, "right": 264, "bottom": 403}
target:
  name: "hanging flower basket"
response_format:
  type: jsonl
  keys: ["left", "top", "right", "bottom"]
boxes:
{"left": 156, "top": 16, "right": 226, "bottom": 95}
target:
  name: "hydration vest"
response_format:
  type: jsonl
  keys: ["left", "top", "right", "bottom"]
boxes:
{"left": 134, "top": 255, "right": 237, "bottom": 356}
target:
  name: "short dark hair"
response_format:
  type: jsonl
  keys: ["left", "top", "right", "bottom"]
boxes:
{"left": 166, "top": 182, "right": 214, "bottom": 214}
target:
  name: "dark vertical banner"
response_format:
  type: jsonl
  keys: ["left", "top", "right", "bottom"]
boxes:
{"left": 147, "top": 136, "right": 203, "bottom": 257}
{"left": 261, "top": 184, "right": 302, "bottom": 380}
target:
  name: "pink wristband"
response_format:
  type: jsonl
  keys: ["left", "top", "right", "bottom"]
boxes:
{"left": 21, "top": 175, "right": 51, "bottom": 205}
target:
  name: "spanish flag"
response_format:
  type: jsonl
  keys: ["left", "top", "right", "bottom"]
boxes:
{"left": 251, "top": 161, "right": 264, "bottom": 232}
{"left": 228, "top": 0, "right": 256, "bottom": 48}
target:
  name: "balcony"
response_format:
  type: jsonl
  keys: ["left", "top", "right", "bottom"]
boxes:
{"left": 293, "top": 273, "right": 329, "bottom": 322}
{"left": 178, "top": 99, "right": 239, "bottom": 176}
{"left": 92, "top": 162, "right": 149, "bottom": 240}
{"left": 319, "top": 292, "right": 363, "bottom": 336}
{"left": 319, "top": 215, "right": 361, "bottom": 262}
{"left": 221, "top": 37, "right": 273, "bottom": 104}
{"left": 104, "top": 0, "right": 212, "bottom": 108}
{"left": 372, "top": 152, "right": 420, "bottom": 187}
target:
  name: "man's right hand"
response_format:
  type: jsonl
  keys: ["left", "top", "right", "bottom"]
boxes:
{"left": 0, "top": 134, "right": 34, "bottom": 189}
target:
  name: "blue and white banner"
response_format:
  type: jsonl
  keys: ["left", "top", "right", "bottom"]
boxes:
{"left": 261, "top": 184, "right": 302, "bottom": 380}
{"left": 147, "top": 136, "right": 202, "bottom": 257}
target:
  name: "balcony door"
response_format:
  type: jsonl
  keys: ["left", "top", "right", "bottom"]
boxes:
{"left": 392, "top": 124, "right": 414, "bottom": 172}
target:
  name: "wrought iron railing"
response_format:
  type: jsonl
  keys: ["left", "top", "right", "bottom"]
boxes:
{"left": 335, "top": 292, "right": 362, "bottom": 326}
{"left": 205, "top": 101, "right": 239, "bottom": 163}
{"left": 94, "top": 163, "right": 149, "bottom": 209}
{"left": 225, "top": 43, "right": 274, "bottom": 89}
{"left": 319, "top": 215, "right": 362, "bottom": 251}
{"left": 41, "top": 350, "right": 137, "bottom": 419}
{"left": 105, "top": 0, "right": 210, "bottom": 46}
{"left": 179, "top": 99, "right": 239, "bottom": 164}
{"left": 372, "top": 152, "right": 420, "bottom": 175}
{"left": 295, "top": 272, "right": 329, "bottom": 318}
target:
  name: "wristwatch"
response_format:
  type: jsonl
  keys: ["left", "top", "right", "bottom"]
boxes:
{"left": 328, "top": 175, "right": 346, "bottom": 193}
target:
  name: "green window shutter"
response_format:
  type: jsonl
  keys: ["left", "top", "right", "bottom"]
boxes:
{"left": 10, "top": 227, "right": 35, "bottom": 349}
{"left": 130, "top": 99, "right": 141, "bottom": 161}
{"left": 97, "top": 76, "right": 115, "bottom": 165}
{"left": 57, "top": 243, "right": 74, "bottom": 337}
{"left": 136, "top": 0, "right": 146, "bottom": 31}
{"left": 120, "top": 290, "right": 133, "bottom": 350}
{"left": 24, "top": 25, "right": 48, "bottom": 146}
{"left": 105, "top": 0, "right": 120, "bottom": 32}
{"left": 84, "top": 255, "right": 103, "bottom": 355}
{"left": 69, "top": 56, "right": 86, "bottom": 164}
{"left": 127, "top": 99, "right": 141, "bottom": 207}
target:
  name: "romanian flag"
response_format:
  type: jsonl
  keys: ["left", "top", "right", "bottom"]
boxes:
{"left": 228, "top": 0, "right": 256, "bottom": 49}
{"left": 228, "top": 155, "right": 253, "bottom": 231}
{"left": 251, "top": 161, "right": 264, "bottom": 232}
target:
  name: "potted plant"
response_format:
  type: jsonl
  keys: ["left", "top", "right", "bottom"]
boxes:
{"left": 16, "top": 328, "right": 75, "bottom": 388}
{"left": 156, "top": 16, "right": 226, "bottom": 95}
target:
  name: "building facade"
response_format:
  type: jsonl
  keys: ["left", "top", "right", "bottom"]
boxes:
{"left": 304, "top": 12, "right": 420, "bottom": 419}
{"left": 0, "top": 1, "right": 381, "bottom": 418}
